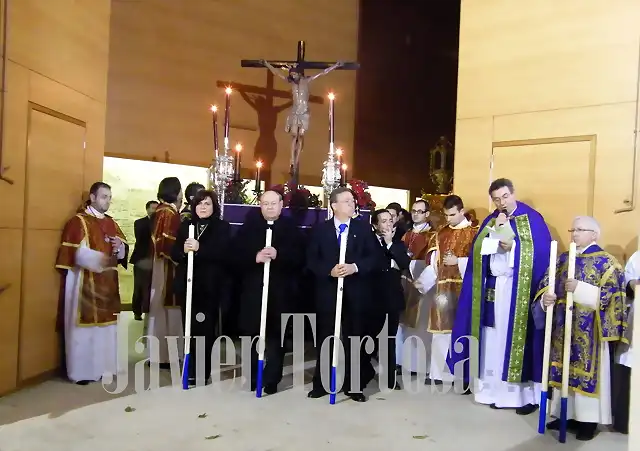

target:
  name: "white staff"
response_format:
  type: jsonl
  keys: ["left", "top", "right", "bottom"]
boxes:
{"left": 181, "top": 224, "right": 195, "bottom": 390}
{"left": 538, "top": 240, "right": 558, "bottom": 433}
{"left": 330, "top": 227, "right": 348, "bottom": 405}
{"left": 256, "top": 221, "right": 274, "bottom": 398}
{"left": 559, "top": 241, "right": 577, "bottom": 443}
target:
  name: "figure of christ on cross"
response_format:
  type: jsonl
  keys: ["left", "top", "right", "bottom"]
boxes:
{"left": 260, "top": 59, "right": 343, "bottom": 184}
{"left": 242, "top": 41, "right": 359, "bottom": 186}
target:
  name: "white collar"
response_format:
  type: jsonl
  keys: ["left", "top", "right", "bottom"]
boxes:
{"left": 334, "top": 217, "right": 351, "bottom": 228}
{"left": 450, "top": 218, "right": 470, "bottom": 230}
{"left": 412, "top": 222, "right": 430, "bottom": 232}
{"left": 86, "top": 205, "right": 105, "bottom": 219}
{"left": 577, "top": 242, "right": 597, "bottom": 254}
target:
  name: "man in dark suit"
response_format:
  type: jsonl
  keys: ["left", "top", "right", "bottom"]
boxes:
{"left": 232, "top": 190, "right": 304, "bottom": 394}
{"left": 370, "top": 208, "right": 411, "bottom": 390}
{"left": 306, "top": 187, "right": 381, "bottom": 402}
{"left": 129, "top": 200, "right": 158, "bottom": 320}
{"left": 386, "top": 202, "right": 407, "bottom": 241}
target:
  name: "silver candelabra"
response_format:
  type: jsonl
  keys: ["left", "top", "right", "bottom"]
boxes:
{"left": 322, "top": 144, "right": 342, "bottom": 219}
{"left": 211, "top": 137, "right": 235, "bottom": 218}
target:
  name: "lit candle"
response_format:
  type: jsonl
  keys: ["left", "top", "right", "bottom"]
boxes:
{"left": 255, "top": 160, "right": 263, "bottom": 191}
{"left": 328, "top": 92, "right": 335, "bottom": 151}
{"left": 336, "top": 147, "right": 343, "bottom": 162}
{"left": 234, "top": 143, "right": 242, "bottom": 180}
{"left": 210, "top": 105, "right": 219, "bottom": 159}
{"left": 341, "top": 163, "right": 348, "bottom": 186}
{"left": 224, "top": 87, "right": 232, "bottom": 151}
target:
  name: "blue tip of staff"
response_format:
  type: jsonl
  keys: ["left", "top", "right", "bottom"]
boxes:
{"left": 182, "top": 354, "right": 191, "bottom": 390}
{"left": 538, "top": 391, "right": 548, "bottom": 434}
{"left": 559, "top": 397, "right": 568, "bottom": 443}
{"left": 329, "top": 366, "right": 337, "bottom": 405}
{"left": 256, "top": 359, "right": 264, "bottom": 398}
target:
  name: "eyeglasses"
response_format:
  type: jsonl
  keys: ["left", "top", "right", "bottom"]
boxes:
{"left": 411, "top": 209, "right": 427, "bottom": 214}
{"left": 568, "top": 228, "right": 594, "bottom": 233}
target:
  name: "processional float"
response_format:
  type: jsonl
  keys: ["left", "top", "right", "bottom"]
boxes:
{"left": 204, "top": 41, "right": 358, "bottom": 400}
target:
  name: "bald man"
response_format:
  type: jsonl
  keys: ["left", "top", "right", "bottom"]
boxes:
{"left": 232, "top": 190, "right": 304, "bottom": 394}
{"left": 533, "top": 216, "right": 627, "bottom": 441}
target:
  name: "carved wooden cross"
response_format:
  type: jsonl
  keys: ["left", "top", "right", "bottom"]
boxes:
{"left": 241, "top": 40, "right": 359, "bottom": 75}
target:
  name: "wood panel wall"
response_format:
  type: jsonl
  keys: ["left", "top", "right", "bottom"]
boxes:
{"left": 454, "top": 0, "right": 640, "bottom": 258}
{"left": 105, "top": 0, "right": 359, "bottom": 187}
{"left": 0, "top": 0, "right": 111, "bottom": 395}
{"left": 453, "top": 0, "right": 640, "bottom": 445}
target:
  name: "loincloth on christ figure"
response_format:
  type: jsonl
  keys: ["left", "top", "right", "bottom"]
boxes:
{"left": 285, "top": 112, "right": 309, "bottom": 135}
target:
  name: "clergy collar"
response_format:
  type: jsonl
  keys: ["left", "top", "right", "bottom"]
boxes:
{"left": 450, "top": 218, "right": 470, "bottom": 230}
{"left": 86, "top": 205, "right": 105, "bottom": 219}
{"left": 577, "top": 242, "right": 597, "bottom": 254}
{"left": 412, "top": 222, "right": 430, "bottom": 232}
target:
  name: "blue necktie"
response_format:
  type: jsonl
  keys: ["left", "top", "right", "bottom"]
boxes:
{"left": 337, "top": 223, "right": 348, "bottom": 248}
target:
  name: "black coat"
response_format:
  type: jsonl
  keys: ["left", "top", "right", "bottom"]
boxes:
{"left": 171, "top": 217, "right": 232, "bottom": 312}
{"left": 306, "top": 218, "right": 381, "bottom": 318}
{"left": 129, "top": 216, "right": 151, "bottom": 264}
{"left": 232, "top": 215, "right": 304, "bottom": 335}
{"left": 372, "top": 234, "right": 411, "bottom": 314}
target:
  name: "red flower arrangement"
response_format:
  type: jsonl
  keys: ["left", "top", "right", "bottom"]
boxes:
{"left": 270, "top": 182, "right": 321, "bottom": 209}
{"left": 348, "top": 179, "right": 376, "bottom": 210}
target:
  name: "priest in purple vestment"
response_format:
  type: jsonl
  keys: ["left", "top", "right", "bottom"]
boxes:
{"left": 532, "top": 216, "right": 626, "bottom": 441}
{"left": 447, "top": 178, "right": 551, "bottom": 415}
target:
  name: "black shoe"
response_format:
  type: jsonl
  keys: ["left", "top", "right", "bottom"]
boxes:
{"left": 134, "top": 314, "right": 143, "bottom": 321}
{"left": 516, "top": 404, "right": 538, "bottom": 415}
{"left": 424, "top": 378, "right": 443, "bottom": 386}
{"left": 158, "top": 363, "right": 171, "bottom": 370}
{"left": 264, "top": 384, "right": 278, "bottom": 395}
{"left": 345, "top": 391, "right": 367, "bottom": 402}
{"left": 75, "top": 380, "right": 91, "bottom": 385}
{"left": 576, "top": 423, "right": 597, "bottom": 441}
{"left": 307, "top": 389, "right": 328, "bottom": 398}
{"left": 546, "top": 419, "right": 580, "bottom": 431}
{"left": 388, "top": 381, "right": 402, "bottom": 390}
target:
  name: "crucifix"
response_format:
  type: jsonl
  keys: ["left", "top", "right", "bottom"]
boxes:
{"left": 241, "top": 40, "right": 359, "bottom": 187}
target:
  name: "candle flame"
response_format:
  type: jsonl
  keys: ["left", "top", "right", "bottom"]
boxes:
{"left": 210, "top": 105, "right": 217, "bottom": 112}
{"left": 336, "top": 148, "right": 343, "bottom": 157}
{"left": 256, "top": 160, "right": 263, "bottom": 169}
{"left": 235, "top": 143, "right": 243, "bottom": 152}
{"left": 225, "top": 87, "right": 232, "bottom": 95}
{"left": 328, "top": 92, "right": 335, "bottom": 101}
{"left": 342, "top": 163, "right": 348, "bottom": 170}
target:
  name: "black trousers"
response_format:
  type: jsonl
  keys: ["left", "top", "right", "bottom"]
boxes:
{"left": 181, "top": 300, "right": 218, "bottom": 381}
{"left": 132, "top": 264, "right": 151, "bottom": 317}
{"left": 613, "top": 363, "right": 631, "bottom": 433}
{"left": 249, "top": 333, "right": 286, "bottom": 388}
{"left": 372, "top": 309, "right": 401, "bottom": 388}
{"left": 312, "top": 304, "right": 376, "bottom": 394}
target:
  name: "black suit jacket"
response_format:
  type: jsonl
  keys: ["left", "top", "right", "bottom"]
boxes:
{"left": 372, "top": 234, "right": 411, "bottom": 314}
{"left": 130, "top": 216, "right": 152, "bottom": 264}
{"left": 171, "top": 217, "right": 232, "bottom": 312}
{"left": 232, "top": 215, "right": 304, "bottom": 335}
{"left": 306, "top": 218, "right": 381, "bottom": 318}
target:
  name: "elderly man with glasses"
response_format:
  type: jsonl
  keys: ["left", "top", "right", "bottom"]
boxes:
{"left": 533, "top": 216, "right": 627, "bottom": 441}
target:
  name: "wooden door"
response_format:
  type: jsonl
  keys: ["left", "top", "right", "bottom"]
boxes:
{"left": 18, "top": 104, "right": 86, "bottom": 381}
{"left": 490, "top": 137, "right": 596, "bottom": 251}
